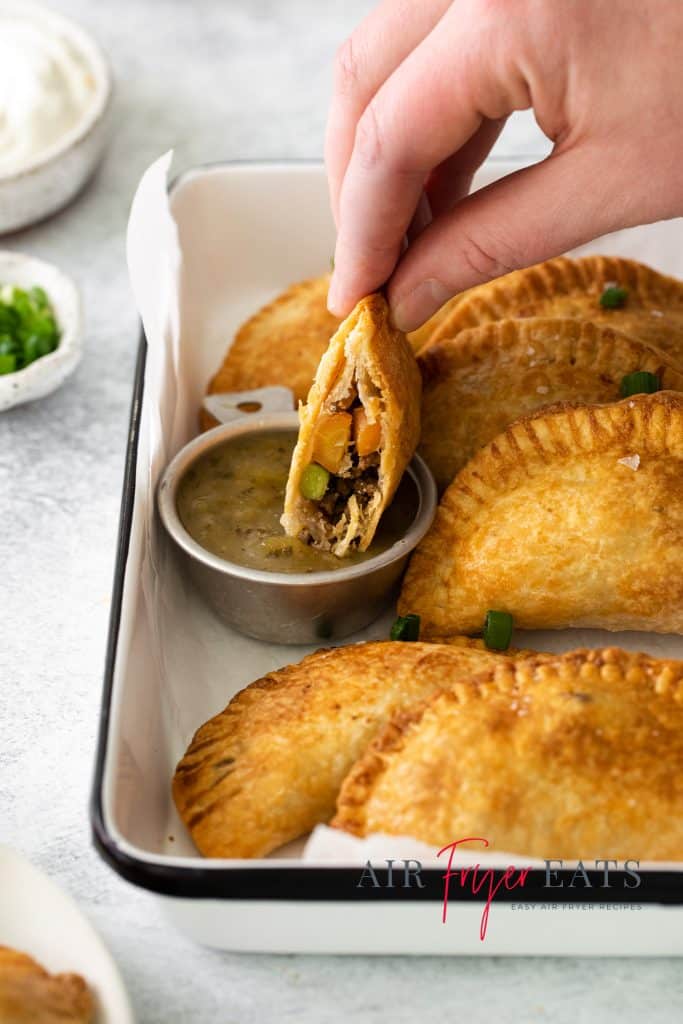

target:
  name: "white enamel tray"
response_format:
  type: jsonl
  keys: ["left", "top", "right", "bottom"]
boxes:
{"left": 0, "top": 845, "right": 133, "bottom": 1021}
{"left": 91, "top": 159, "right": 683, "bottom": 954}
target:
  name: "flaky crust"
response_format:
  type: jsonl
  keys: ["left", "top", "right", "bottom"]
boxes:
{"left": 0, "top": 947, "right": 93, "bottom": 1023}
{"left": 419, "top": 317, "right": 683, "bottom": 491}
{"left": 200, "top": 275, "right": 340, "bottom": 430}
{"left": 332, "top": 647, "right": 683, "bottom": 861}
{"left": 427, "top": 256, "right": 683, "bottom": 365}
{"left": 400, "top": 391, "right": 683, "bottom": 635}
{"left": 172, "top": 639, "right": 537, "bottom": 858}
{"left": 281, "top": 293, "right": 421, "bottom": 555}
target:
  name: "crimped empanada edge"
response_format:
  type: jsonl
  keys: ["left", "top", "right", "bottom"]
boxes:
{"left": 418, "top": 317, "right": 683, "bottom": 389}
{"left": 429, "top": 255, "right": 683, "bottom": 345}
{"left": 332, "top": 647, "right": 683, "bottom": 837}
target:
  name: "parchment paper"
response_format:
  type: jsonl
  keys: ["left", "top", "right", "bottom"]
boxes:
{"left": 120, "top": 152, "right": 683, "bottom": 869}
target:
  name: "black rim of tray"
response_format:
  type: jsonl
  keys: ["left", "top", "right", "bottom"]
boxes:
{"left": 90, "top": 160, "right": 683, "bottom": 905}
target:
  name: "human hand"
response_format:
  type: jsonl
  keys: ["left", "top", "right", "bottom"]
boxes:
{"left": 326, "top": 0, "right": 683, "bottom": 330}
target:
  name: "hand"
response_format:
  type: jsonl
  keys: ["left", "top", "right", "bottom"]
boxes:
{"left": 326, "top": 0, "right": 683, "bottom": 330}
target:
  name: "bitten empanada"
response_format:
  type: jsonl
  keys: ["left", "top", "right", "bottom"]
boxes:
{"left": 201, "top": 275, "right": 340, "bottom": 430}
{"left": 419, "top": 317, "right": 683, "bottom": 491}
{"left": 332, "top": 648, "right": 683, "bottom": 861}
{"left": 281, "top": 293, "right": 421, "bottom": 556}
{"left": 400, "top": 391, "right": 683, "bottom": 635}
{"left": 0, "top": 947, "right": 93, "bottom": 1023}
{"left": 172, "top": 639, "right": 536, "bottom": 859}
{"left": 428, "top": 256, "right": 683, "bottom": 365}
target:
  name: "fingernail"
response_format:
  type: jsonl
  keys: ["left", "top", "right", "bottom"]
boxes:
{"left": 391, "top": 279, "right": 452, "bottom": 333}
{"left": 327, "top": 273, "right": 343, "bottom": 315}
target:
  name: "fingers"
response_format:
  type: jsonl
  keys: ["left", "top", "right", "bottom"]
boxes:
{"left": 325, "top": 0, "right": 451, "bottom": 226}
{"left": 388, "top": 145, "right": 624, "bottom": 331}
{"left": 425, "top": 117, "right": 506, "bottom": 218}
{"left": 328, "top": 7, "right": 521, "bottom": 316}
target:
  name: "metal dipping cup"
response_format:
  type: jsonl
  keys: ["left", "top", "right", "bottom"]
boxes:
{"left": 157, "top": 411, "right": 437, "bottom": 645}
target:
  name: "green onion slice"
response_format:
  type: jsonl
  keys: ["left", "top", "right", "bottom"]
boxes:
{"left": 0, "top": 283, "right": 60, "bottom": 374}
{"left": 300, "top": 462, "right": 330, "bottom": 501}
{"left": 483, "top": 610, "right": 513, "bottom": 651}
{"left": 390, "top": 613, "right": 421, "bottom": 641}
{"left": 599, "top": 285, "right": 628, "bottom": 309}
{"left": 0, "top": 353, "right": 16, "bottom": 375}
{"left": 619, "top": 371, "right": 660, "bottom": 398}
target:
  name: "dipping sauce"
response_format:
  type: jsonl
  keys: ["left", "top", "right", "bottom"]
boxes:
{"left": 176, "top": 430, "right": 417, "bottom": 573}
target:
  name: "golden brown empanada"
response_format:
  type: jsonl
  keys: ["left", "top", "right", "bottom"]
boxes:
{"left": 419, "top": 317, "right": 683, "bottom": 491}
{"left": 400, "top": 391, "right": 683, "bottom": 636}
{"left": 201, "top": 274, "right": 435, "bottom": 432}
{"left": 0, "top": 946, "right": 93, "bottom": 1023}
{"left": 172, "top": 639, "right": 537, "bottom": 859}
{"left": 428, "top": 256, "right": 683, "bottom": 365}
{"left": 402, "top": 293, "right": 466, "bottom": 351}
{"left": 281, "top": 293, "right": 421, "bottom": 556}
{"left": 200, "top": 275, "right": 341, "bottom": 430}
{"left": 332, "top": 647, "right": 683, "bottom": 860}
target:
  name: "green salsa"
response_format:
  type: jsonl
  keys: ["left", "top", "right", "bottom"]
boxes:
{"left": 176, "top": 430, "right": 416, "bottom": 573}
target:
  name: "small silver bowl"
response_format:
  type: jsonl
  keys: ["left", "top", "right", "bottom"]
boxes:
{"left": 157, "top": 411, "right": 437, "bottom": 645}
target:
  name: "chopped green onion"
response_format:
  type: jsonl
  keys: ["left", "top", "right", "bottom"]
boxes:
{"left": 600, "top": 285, "right": 628, "bottom": 309}
{"left": 619, "top": 371, "right": 660, "bottom": 398}
{"left": 0, "top": 283, "right": 60, "bottom": 375}
{"left": 330, "top": 255, "right": 335, "bottom": 270}
{"left": 300, "top": 462, "right": 330, "bottom": 501}
{"left": 29, "top": 286, "right": 49, "bottom": 309}
{"left": 483, "top": 610, "right": 513, "bottom": 651}
{"left": 0, "top": 353, "right": 17, "bottom": 375}
{"left": 390, "top": 613, "right": 421, "bottom": 641}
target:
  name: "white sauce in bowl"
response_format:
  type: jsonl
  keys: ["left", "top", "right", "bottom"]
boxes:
{"left": 0, "top": 11, "right": 97, "bottom": 176}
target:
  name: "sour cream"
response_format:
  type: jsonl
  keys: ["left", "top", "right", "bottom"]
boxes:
{"left": 0, "top": 11, "right": 97, "bottom": 176}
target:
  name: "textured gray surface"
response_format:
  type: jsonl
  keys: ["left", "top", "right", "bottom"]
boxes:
{"left": 1, "top": 1, "right": 681, "bottom": 1021}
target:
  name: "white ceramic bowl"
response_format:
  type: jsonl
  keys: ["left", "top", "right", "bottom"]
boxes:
{"left": 0, "top": 250, "right": 82, "bottom": 411}
{"left": 0, "top": 845, "right": 134, "bottom": 1023}
{"left": 0, "top": 1, "right": 113, "bottom": 234}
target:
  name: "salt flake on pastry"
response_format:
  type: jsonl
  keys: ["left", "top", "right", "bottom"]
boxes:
{"left": 400, "top": 391, "right": 683, "bottom": 635}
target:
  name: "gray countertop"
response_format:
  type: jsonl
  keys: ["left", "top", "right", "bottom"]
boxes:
{"left": 1, "top": 1, "right": 681, "bottom": 1021}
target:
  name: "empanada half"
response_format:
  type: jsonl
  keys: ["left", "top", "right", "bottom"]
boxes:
{"left": 201, "top": 275, "right": 340, "bottom": 430}
{"left": 0, "top": 946, "right": 93, "bottom": 1023}
{"left": 419, "top": 317, "right": 683, "bottom": 491}
{"left": 172, "top": 639, "right": 537, "bottom": 859}
{"left": 332, "top": 647, "right": 683, "bottom": 861}
{"left": 281, "top": 293, "right": 421, "bottom": 556}
{"left": 400, "top": 391, "right": 683, "bottom": 635}
{"left": 428, "top": 256, "right": 683, "bottom": 365}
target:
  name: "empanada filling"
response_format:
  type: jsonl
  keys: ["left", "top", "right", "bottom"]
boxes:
{"left": 299, "top": 369, "right": 384, "bottom": 555}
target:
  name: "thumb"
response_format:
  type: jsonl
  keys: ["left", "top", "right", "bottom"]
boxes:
{"left": 387, "top": 145, "right": 626, "bottom": 332}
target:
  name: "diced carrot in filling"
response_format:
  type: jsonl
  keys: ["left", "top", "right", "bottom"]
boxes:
{"left": 353, "top": 407, "right": 381, "bottom": 456}
{"left": 311, "top": 412, "right": 353, "bottom": 473}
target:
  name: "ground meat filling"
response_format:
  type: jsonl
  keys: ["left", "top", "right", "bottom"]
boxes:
{"left": 318, "top": 452, "right": 380, "bottom": 524}
{"left": 300, "top": 383, "right": 384, "bottom": 551}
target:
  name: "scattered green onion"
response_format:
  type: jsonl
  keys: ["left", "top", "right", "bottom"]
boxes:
{"left": 300, "top": 462, "right": 330, "bottom": 501}
{"left": 599, "top": 285, "right": 628, "bottom": 309}
{"left": 0, "top": 284, "right": 60, "bottom": 375}
{"left": 330, "top": 255, "right": 335, "bottom": 270}
{"left": 619, "top": 371, "right": 660, "bottom": 398}
{"left": 390, "top": 613, "right": 421, "bottom": 641}
{"left": 483, "top": 610, "right": 513, "bottom": 651}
